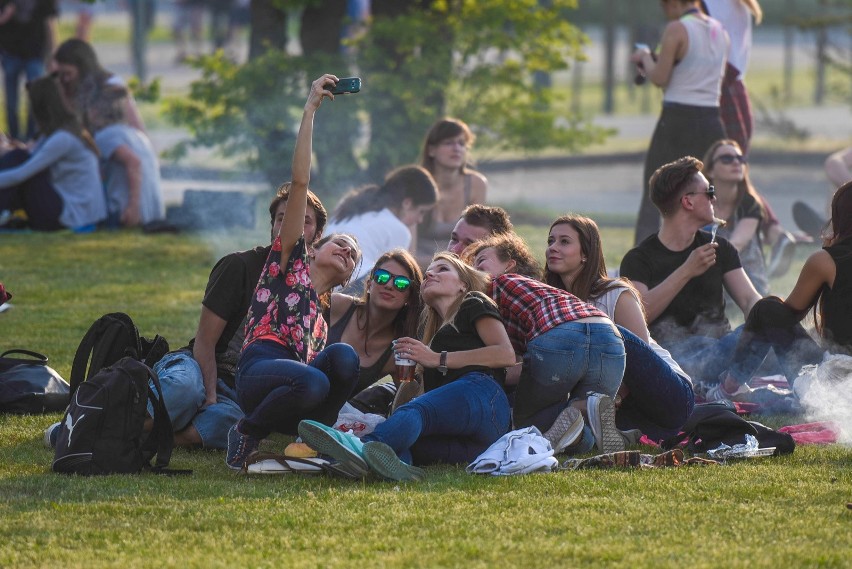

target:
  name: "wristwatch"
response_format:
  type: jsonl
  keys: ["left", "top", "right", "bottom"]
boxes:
{"left": 437, "top": 351, "right": 448, "bottom": 375}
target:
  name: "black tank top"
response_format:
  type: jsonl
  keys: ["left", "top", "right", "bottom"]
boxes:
{"left": 327, "top": 302, "right": 394, "bottom": 393}
{"left": 823, "top": 239, "right": 852, "bottom": 352}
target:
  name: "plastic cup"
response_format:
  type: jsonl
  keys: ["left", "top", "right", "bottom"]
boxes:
{"left": 393, "top": 341, "right": 415, "bottom": 382}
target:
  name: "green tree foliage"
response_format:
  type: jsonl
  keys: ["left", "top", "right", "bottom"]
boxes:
{"left": 164, "top": 0, "right": 610, "bottom": 194}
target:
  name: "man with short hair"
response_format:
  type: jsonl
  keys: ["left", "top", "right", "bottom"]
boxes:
{"left": 447, "top": 204, "right": 513, "bottom": 256}
{"left": 620, "top": 156, "right": 761, "bottom": 384}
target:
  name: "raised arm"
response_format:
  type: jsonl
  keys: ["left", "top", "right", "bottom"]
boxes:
{"left": 281, "top": 73, "right": 338, "bottom": 260}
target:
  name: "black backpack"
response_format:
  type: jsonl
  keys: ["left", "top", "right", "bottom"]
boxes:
{"left": 71, "top": 312, "right": 169, "bottom": 387}
{"left": 52, "top": 357, "right": 177, "bottom": 475}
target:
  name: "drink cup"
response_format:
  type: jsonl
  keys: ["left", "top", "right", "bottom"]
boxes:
{"left": 393, "top": 341, "right": 416, "bottom": 382}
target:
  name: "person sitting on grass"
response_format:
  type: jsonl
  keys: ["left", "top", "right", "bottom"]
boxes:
{"left": 225, "top": 74, "right": 364, "bottom": 472}
{"left": 85, "top": 84, "right": 164, "bottom": 228}
{"left": 328, "top": 249, "right": 424, "bottom": 415}
{"left": 619, "top": 156, "right": 762, "bottom": 386}
{"left": 0, "top": 75, "right": 105, "bottom": 231}
{"left": 446, "top": 203, "right": 514, "bottom": 257}
{"left": 42, "top": 183, "right": 327, "bottom": 450}
{"left": 298, "top": 252, "right": 517, "bottom": 482}
{"left": 325, "top": 166, "right": 437, "bottom": 294}
{"left": 712, "top": 180, "right": 852, "bottom": 401}
{"left": 539, "top": 214, "right": 694, "bottom": 443}
{"left": 465, "top": 233, "right": 628, "bottom": 455}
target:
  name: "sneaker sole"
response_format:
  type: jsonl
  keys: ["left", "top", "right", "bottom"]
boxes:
{"left": 362, "top": 442, "right": 425, "bottom": 482}
{"left": 298, "top": 422, "right": 369, "bottom": 479}
{"left": 245, "top": 459, "right": 293, "bottom": 475}
{"left": 543, "top": 409, "right": 584, "bottom": 453}
{"left": 792, "top": 201, "right": 826, "bottom": 241}
{"left": 589, "top": 396, "right": 625, "bottom": 454}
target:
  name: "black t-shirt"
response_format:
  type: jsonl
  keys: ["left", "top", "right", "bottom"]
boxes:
{"left": 0, "top": 0, "right": 58, "bottom": 58}
{"left": 198, "top": 246, "right": 270, "bottom": 354}
{"left": 620, "top": 231, "right": 741, "bottom": 343}
{"left": 423, "top": 291, "right": 506, "bottom": 392}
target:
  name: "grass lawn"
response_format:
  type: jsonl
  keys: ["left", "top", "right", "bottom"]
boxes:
{"left": 1, "top": 227, "right": 850, "bottom": 568}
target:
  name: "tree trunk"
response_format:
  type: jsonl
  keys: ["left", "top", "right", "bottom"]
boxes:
{"left": 248, "top": 0, "right": 288, "bottom": 60}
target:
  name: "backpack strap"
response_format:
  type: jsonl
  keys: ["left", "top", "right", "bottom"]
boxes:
{"left": 70, "top": 313, "right": 142, "bottom": 394}
{"left": 139, "top": 363, "right": 175, "bottom": 471}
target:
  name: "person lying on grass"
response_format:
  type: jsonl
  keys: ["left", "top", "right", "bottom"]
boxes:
{"left": 226, "top": 73, "right": 363, "bottom": 472}
{"left": 298, "top": 252, "right": 516, "bottom": 482}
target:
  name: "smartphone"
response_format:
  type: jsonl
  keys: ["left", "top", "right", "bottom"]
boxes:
{"left": 634, "top": 43, "right": 650, "bottom": 52}
{"left": 330, "top": 77, "right": 361, "bottom": 95}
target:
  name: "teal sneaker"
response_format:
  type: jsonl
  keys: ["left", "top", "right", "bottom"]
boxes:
{"left": 298, "top": 420, "right": 368, "bottom": 479}
{"left": 362, "top": 441, "right": 426, "bottom": 482}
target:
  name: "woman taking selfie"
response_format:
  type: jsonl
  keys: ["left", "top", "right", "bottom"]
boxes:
{"left": 226, "top": 74, "right": 364, "bottom": 471}
{"left": 299, "top": 252, "right": 516, "bottom": 482}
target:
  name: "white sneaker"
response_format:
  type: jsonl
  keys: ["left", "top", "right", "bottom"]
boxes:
{"left": 586, "top": 394, "right": 624, "bottom": 454}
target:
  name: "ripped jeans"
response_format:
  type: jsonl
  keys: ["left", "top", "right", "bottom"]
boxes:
{"left": 512, "top": 321, "right": 626, "bottom": 431}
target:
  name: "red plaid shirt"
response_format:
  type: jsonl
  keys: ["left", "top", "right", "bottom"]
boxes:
{"left": 488, "top": 274, "right": 607, "bottom": 353}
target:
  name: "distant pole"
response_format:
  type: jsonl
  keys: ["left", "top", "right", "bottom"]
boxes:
{"left": 603, "top": 0, "right": 616, "bottom": 114}
{"left": 534, "top": 0, "right": 552, "bottom": 91}
{"left": 783, "top": 0, "right": 795, "bottom": 103}
{"left": 131, "top": 0, "right": 148, "bottom": 82}
{"left": 813, "top": 0, "right": 828, "bottom": 105}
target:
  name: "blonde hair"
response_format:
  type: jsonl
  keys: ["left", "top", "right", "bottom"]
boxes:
{"left": 419, "top": 252, "right": 492, "bottom": 346}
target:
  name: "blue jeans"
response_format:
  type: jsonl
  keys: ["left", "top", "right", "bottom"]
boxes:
{"left": 236, "top": 340, "right": 359, "bottom": 439}
{"left": 150, "top": 350, "right": 244, "bottom": 449}
{"left": 0, "top": 53, "right": 44, "bottom": 140}
{"left": 615, "top": 326, "right": 695, "bottom": 441}
{"left": 664, "top": 325, "right": 744, "bottom": 385}
{"left": 363, "top": 373, "right": 510, "bottom": 466}
{"left": 728, "top": 297, "right": 824, "bottom": 386}
{"left": 513, "top": 321, "right": 626, "bottom": 430}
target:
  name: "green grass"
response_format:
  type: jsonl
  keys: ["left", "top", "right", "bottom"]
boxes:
{"left": 2, "top": 227, "right": 849, "bottom": 567}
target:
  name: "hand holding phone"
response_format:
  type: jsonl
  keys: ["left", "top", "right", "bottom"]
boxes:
{"left": 330, "top": 77, "right": 362, "bottom": 95}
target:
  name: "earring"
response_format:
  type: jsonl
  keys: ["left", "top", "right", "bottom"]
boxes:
{"left": 581, "top": 257, "right": 587, "bottom": 263}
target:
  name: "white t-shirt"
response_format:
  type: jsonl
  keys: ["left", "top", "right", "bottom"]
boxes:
{"left": 705, "top": 0, "right": 752, "bottom": 80}
{"left": 326, "top": 208, "right": 411, "bottom": 282}
{"left": 591, "top": 284, "right": 692, "bottom": 384}
{"left": 95, "top": 124, "right": 164, "bottom": 224}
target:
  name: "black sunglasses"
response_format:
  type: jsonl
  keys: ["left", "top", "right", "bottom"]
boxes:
{"left": 685, "top": 185, "right": 716, "bottom": 199}
{"left": 372, "top": 268, "right": 412, "bottom": 292}
{"left": 714, "top": 154, "right": 747, "bottom": 165}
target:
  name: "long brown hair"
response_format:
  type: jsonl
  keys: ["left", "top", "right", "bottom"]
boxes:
{"left": 354, "top": 249, "right": 424, "bottom": 356}
{"left": 543, "top": 214, "right": 643, "bottom": 313}
{"left": 815, "top": 180, "right": 852, "bottom": 336}
{"left": 27, "top": 76, "right": 98, "bottom": 155}
{"left": 419, "top": 252, "right": 492, "bottom": 346}
{"left": 702, "top": 139, "right": 766, "bottom": 223}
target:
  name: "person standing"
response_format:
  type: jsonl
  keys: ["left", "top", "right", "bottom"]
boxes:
{"left": 0, "top": 0, "right": 58, "bottom": 140}
{"left": 630, "top": 0, "right": 729, "bottom": 244}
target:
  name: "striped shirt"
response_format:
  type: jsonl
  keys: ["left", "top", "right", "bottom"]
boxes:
{"left": 488, "top": 273, "right": 607, "bottom": 353}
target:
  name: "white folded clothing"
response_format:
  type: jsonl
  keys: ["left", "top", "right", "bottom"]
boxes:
{"left": 467, "top": 426, "right": 558, "bottom": 476}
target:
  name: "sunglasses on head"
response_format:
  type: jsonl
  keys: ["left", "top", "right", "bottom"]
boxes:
{"left": 372, "top": 268, "right": 412, "bottom": 292}
{"left": 714, "top": 154, "right": 747, "bottom": 165}
{"left": 686, "top": 185, "right": 716, "bottom": 199}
